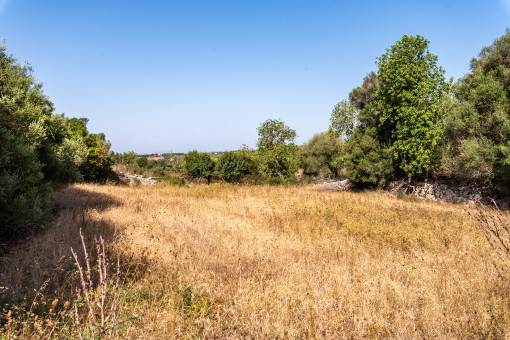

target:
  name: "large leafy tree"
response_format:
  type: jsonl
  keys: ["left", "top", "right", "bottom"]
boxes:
{"left": 442, "top": 29, "right": 510, "bottom": 192}
{"left": 0, "top": 45, "right": 86, "bottom": 237}
{"left": 373, "top": 35, "right": 450, "bottom": 179}
{"left": 256, "top": 119, "right": 297, "bottom": 180}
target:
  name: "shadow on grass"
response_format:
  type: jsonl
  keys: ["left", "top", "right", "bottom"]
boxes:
{"left": 0, "top": 185, "right": 128, "bottom": 321}
{"left": 51, "top": 185, "right": 123, "bottom": 212}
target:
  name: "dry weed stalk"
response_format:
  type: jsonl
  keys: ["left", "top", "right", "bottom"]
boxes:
{"left": 4, "top": 183, "right": 509, "bottom": 338}
{"left": 466, "top": 200, "right": 510, "bottom": 283}
{"left": 71, "top": 228, "right": 122, "bottom": 339}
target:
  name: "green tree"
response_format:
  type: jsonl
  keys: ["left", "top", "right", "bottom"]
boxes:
{"left": 342, "top": 126, "right": 394, "bottom": 187}
{"left": 373, "top": 35, "right": 450, "bottom": 179}
{"left": 338, "top": 72, "right": 395, "bottom": 187}
{"left": 257, "top": 119, "right": 297, "bottom": 150}
{"left": 0, "top": 44, "right": 86, "bottom": 237}
{"left": 329, "top": 100, "right": 357, "bottom": 140}
{"left": 217, "top": 151, "right": 256, "bottom": 182}
{"left": 299, "top": 132, "right": 343, "bottom": 177}
{"left": 442, "top": 29, "right": 510, "bottom": 192}
{"left": 121, "top": 151, "right": 137, "bottom": 167}
{"left": 183, "top": 151, "right": 215, "bottom": 184}
{"left": 256, "top": 119, "right": 298, "bottom": 180}
{"left": 136, "top": 157, "right": 149, "bottom": 169}
{"left": 67, "top": 118, "right": 116, "bottom": 182}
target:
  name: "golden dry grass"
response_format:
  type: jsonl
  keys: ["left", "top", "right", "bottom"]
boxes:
{"left": 2, "top": 183, "right": 509, "bottom": 338}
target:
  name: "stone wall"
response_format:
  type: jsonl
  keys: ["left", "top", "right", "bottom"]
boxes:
{"left": 117, "top": 172, "right": 157, "bottom": 186}
{"left": 314, "top": 178, "right": 508, "bottom": 208}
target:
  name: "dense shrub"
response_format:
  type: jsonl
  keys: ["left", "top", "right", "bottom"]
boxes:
{"left": 68, "top": 118, "right": 116, "bottom": 182}
{"left": 162, "top": 175, "right": 186, "bottom": 186}
{"left": 183, "top": 151, "right": 215, "bottom": 184}
{"left": 0, "top": 45, "right": 87, "bottom": 237}
{"left": 136, "top": 157, "right": 148, "bottom": 169}
{"left": 298, "top": 132, "right": 343, "bottom": 177}
{"left": 442, "top": 29, "right": 510, "bottom": 193}
{"left": 342, "top": 126, "right": 394, "bottom": 187}
{"left": 217, "top": 151, "right": 256, "bottom": 182}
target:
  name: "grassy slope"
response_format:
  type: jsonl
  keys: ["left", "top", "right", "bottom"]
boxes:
{"left": 1, "top": 183, "right": 509, "bottom": 338}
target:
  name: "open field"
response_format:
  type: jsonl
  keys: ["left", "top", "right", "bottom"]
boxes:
{"left": 1, "top": 183, "right": 509, "bottom": 338}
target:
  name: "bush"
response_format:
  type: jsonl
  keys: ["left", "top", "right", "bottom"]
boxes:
{"left": 441, "top": 29, "right": 510, "bottom": 193}
{"left": 162, "top": 175, "right": 186, "bottom": 186}
{"left": 136, "top": 157, "right": 148, "bottom": 169}
{"left": 183, "top": 151, "right": 215, "bottom": 184}
{"left": 217, "top": 151, "right": 256, "bottom": 183}
{"left": 0, "top": 45, "right": 87, "bottom": 238}
{"left": 342, "top": 127, "right": 394, "bottom": 187}
{"left": 68, "top": 118, "right": 116, "bottom": 182}
{"left": 299, "top": 132, "right": 343, "bottom": 177}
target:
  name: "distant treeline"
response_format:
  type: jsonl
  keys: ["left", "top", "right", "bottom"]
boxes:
{"left": 120, "top": 29, "right": 510, "bottom": 194}
{"left": 3, "top": 29, "right": 510, "bottom": 237}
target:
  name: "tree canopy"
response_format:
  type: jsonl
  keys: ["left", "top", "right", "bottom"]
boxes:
{"left": 256, "top": 119, "right": 297, "bottom": 181}
{"left": 0, "top": 45, "right": 87, "bottom": 237}
{"left": 373, "top": 34, "right": 450, "bottom": 178}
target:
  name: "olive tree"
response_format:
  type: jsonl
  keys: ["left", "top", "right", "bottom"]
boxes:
{"left": 256, "top": 119, "right": 297, "bottom": 181}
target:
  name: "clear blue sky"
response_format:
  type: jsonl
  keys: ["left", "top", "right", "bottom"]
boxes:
{"left": 0, "top": 0, "right": 508, "bottom": 153}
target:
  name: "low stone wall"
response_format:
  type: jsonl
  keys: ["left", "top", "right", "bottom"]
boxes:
{"left": 386, "top": 180, "right": 485, "bottom": 204}
{"left": 314, "top": 179, "right": 353, "bottom": 192}
{"left": 117, "top": 172, "right": 157, "bottom": 186}
{"left": 314, "top": 178, "right": 508, "bottom": 208}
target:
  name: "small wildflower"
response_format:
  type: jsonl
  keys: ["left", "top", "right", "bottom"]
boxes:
{"left": 64, "top": 301, "right": 71, "bottom": 308}
{"left": 52, "top": 299, "right": 59, "bottom": 309}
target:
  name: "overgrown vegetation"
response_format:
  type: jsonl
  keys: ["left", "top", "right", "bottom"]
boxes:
{"left": 0, "top": 45, "right": 84, "bottom": 238}
{"left": 5, "top": 28, "right": 510, "bottom": 338}
{"left": 2, "top": 184, "right": 509, "bottom": 338}
{"left": 0, "top": 44, "right": 117, "bottom": 239}
{"left": 111, "top": 29, "right": 510, "bottom": 193}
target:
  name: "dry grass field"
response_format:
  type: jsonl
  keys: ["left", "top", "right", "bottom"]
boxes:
{"left": 1, "top": 183, "right": 510, "bottom": 338}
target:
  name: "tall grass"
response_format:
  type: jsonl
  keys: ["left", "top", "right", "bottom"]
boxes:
{"left": 1, "top": 183, "right": 509, "bottom": 338}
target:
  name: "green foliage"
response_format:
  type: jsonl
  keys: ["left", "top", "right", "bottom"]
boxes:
{"left": 146, "top": 159, "right": 169, "bottom": 177}
{"left": 442, "top": 29, "right": 510, "bottom": 193}
{"left": 67, "top": 118, "right": 116, "bottom": 182}
{"left": 121, "top": 151, "right": 137, "bottom": 166}
{"left": 217, "top": 151, "right": 256, "bottom": 182}
{"left": 329, "top": 100, "right": 357, "bottom": 140}
{"left": 256, "top": 119, "right": 298, "bottom": 181}
{"left": 136, "top": 157, "right": 148, "bottom": 169}
{"left": 298, "top": 132, "right": 343, "bottom": 177}
{"left": 183, "top": 151, "right": 215, "bottom": 183}
{"left": 342, "top": 126, "right": 394, "bottom": 187}
{"left": 162, "top": 175, "right": 186, "bottom": 186}
{"left": 336, "top": 71, "right": 395, "bottom": 187}
{"left": 373, "top": 35, "right": 450, "bottom": 178}
{"left": 256, "top": 119, "right": 297, "bottom": 150}
{"left": 0, "top": 44, "right": 86, "bottom": 237}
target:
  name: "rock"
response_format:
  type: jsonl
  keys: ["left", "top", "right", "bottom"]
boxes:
{"left": 116, "top": 172, "right": 157, "bottom": 186}
{"left": 314, "top": 179, "right": 353, "bottom": 192}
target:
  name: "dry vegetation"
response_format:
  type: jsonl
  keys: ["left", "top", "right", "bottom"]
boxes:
{"left": 1, "top": 183, "right": 510, "bottom": 338}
